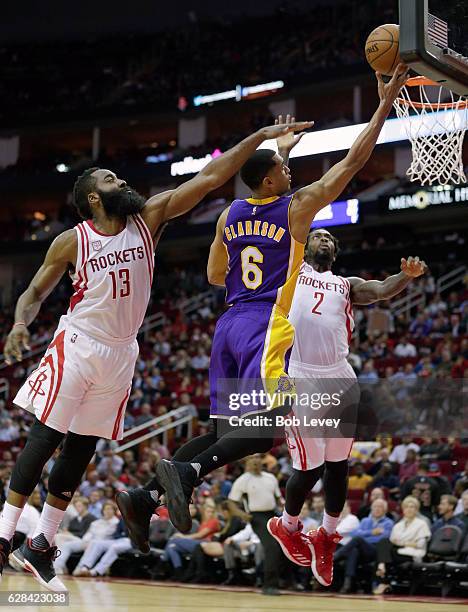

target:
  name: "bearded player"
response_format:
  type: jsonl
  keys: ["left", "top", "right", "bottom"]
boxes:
{"left": 267, "top": 227, "right": 427, "bottom": 587}
{"left": 0, "top": 120, "right": 310, "bottom": 592}
{"left": 117, "top": 67, "right": 410, "bottom": 552}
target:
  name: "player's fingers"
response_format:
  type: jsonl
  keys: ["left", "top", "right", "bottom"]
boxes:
{"left": 375, "top": 71, "right": 383, "bottom": 85}
{"left": 286, "top": 113, "right": 291, "bottom": 124}
{"left": 278, "top": 114, "right": 282, "bottom": 124}
{"left": 274, "top": 118, "right": 278, "bottom": 125}
{"left": 291, "top": 115, "right": 295, "bottom": 124}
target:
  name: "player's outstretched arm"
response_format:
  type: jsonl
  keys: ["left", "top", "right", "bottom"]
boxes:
{"left": 290, "top": 65, "right": 408, "bottom": 243}
{"left": 4, "top": 229, "right": 77, "bottom": 364}
{"left": 141, "top": 121, "right": 313, "bottom": 236}
{"left": 207, "top": 207, "right": 230, "bottom": 286}
{"left": 349, "top": 256, "right": 427, "bottom": 306}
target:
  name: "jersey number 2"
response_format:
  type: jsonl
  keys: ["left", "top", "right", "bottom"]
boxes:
{"left": 311, "top": 291, "right": 324, "bottom": 315}
{"left": 110, "top": 269, "right": 130, "bottom": 299}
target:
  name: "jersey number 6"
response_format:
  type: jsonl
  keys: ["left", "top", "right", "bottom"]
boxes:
{"left": 241, "top": 246, "right": 263, "bottom": 290}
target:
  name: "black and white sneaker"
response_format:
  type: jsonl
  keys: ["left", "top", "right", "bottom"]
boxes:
{"left": 155, "top": 460, "right": 196, "bottom": 533}
{"left": 9, "top": 534, "right": 67, "bottom": 593}
{"left": 116, "top": 489, "right": 158, "bottom": 554}
{"left": 0, "top": 537, "right": 11, "bottom": 581}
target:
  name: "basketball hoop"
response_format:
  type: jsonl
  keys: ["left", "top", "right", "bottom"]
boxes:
{"left": 393, "top": 76, "right": 468, "bottom": 185}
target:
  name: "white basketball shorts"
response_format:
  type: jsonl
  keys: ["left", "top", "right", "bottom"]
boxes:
{"left": 284, "top": 359, "right": 358, "bottom": 471}
{"left": 14, "top": 322, "right": 138, "bottom": 440}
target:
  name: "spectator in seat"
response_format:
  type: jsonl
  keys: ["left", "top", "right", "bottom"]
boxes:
{"left": 135, "top": 403, "right": 153, "bottom": 426}
{"left": 348, "top": 462, "right": 373, "bottom": 491}
{"left": 72, "top": 516, "right": 132, "bottom": 577}
{"left": 161, "top": 501, "right": 220, "bottom": 580}
{"left": 55, "top": 497, "right": 95, "bottom": 548}
{"left": 0, "top": 418, "right": 20, "bottom": 442}
{"left": 87, "top": 489, "right": 105, "bottom": 518}
{"left": 357, "top": 488, "right": 391, "bottom": 520}
{"left": 79, "top": 470, "right": 105, "bottom": 498}
{"left": 371, "top": 462, "right": 400, "bottom": 495}
{"left": 56, "top": 501, "right": 119, "bottom": 575}
{"left": 398, "top": 449, "right": 419, "bottom": 483}
{"left": 389, "top": 437, "right": 420, "bottom": 464}
{"left": 336, "top": 501, "right": 360, "bottom": 546}
{"left": 96, "top": 442, "right": 124, "bottom": 477}
{"left": 401, "top": 461, "right": 441, "bottom": 521}
{"left": 394, "top": 336, "right": 417, "bottom": 358}
{"left": 431, "top": 495, "right": 465, "bottom": 534}
{"left": 373, "top": 496, "right": 432, "bottom": 595}
{"left": 299, "top": 502, "right": 319, "bottom": 533}
{"left": 184, "top": 500, "right": 250, "bottom": 583}
{"left": 334, "top": 499, "right": 394, "bottom": 593}
{"left": 310, "top": 495, "right": 325, "bottom": 523}
{"left": 455, "top": 490, "right": 468, "bottom": 531}
{"left": 222, "top": 521, "right": 261, "bottom": 586}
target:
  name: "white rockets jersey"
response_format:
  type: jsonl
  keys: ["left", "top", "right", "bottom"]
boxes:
{"left": 63, "top": 214, "right": 154, "bottom": 345}
{"left": 289, "top": 262, "right": 354, "bottom": 367}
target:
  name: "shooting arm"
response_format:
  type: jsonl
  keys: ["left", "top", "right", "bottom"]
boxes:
{"left": 207, "top": 207, "right": 230, "bottom": 286}
{"left": 290, "top": 69, "right": 408, "bottom": 242}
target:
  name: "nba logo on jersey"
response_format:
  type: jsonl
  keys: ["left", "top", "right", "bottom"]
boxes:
{"left": 92, "top": 240, "right": 102, "bottom": 251}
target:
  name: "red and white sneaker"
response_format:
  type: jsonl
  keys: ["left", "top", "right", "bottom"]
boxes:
{"left": 267, "top": 517, "right": 312, "bottom": 567}
{"left": 308, "top": 526, "right": 342, "bottom": 587}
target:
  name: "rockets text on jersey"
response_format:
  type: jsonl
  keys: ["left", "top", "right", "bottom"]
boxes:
{"left": 64, "top": 214, "right": 154, "bottom": 345}
{"left": 289, "top": 262, "right": 354, "bottom": 367}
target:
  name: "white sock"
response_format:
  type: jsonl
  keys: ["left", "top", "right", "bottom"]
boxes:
{"left": 281, "top": 511, "right": 299, "bottom": 532}
{"left": 32, "top": 503, "right": 66, "bottom": 546}
{"left": 322, "top": 511, "right": 340, "bottom": 534}
{"left": 0, "top": 502, "right": 23, "bottom": 541}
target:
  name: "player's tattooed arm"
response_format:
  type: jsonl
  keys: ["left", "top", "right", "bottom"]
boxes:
{"left": 4, "top": 230, "right": 77, "bottom": 364}
{"left": 141, "top": 122, "right": 312, "bottom": 237}
{"left": 349, "top": 256, "right": 427, "bottom": 305}
{"left": 290, "top": 66, "right": 409, "bottom": 244}
{"left": 207, "top": 207, "right": 230, "bottom": 286}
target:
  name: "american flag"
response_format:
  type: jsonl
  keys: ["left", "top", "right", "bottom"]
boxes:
{"left": 427, "top": 13, "right": 449, "bottom": 48}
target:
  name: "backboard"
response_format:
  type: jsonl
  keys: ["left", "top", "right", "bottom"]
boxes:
{"left": 399, "top": 0, "right": 468, "bottom": 95}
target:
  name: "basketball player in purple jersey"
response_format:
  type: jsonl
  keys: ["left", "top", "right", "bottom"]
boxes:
{"left": 117, "top": 67, "right": 409, "bottom": 550}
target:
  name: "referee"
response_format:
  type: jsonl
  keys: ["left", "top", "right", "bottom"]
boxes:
{"left": 229, "top": 455, "right": 283, "bottom": 595}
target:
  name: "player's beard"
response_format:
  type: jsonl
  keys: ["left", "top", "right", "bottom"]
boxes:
{"left": 311, "top": 247, "right": 333, "bottom": 267}
{"left": 99, "top": 187, "right": 146, "bottom": 218}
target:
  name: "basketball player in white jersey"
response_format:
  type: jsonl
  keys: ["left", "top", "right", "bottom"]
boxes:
{"left": 267, "top": 227, "right": 427, "bottom": 586}
{"left": 0, "top": 120, "right": 311, "bottom": 592}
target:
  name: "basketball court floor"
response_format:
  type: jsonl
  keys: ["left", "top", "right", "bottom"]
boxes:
{"left": 1, "top": 571, "right": 466, "bottom": 612}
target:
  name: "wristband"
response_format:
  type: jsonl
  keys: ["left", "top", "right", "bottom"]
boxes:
{"left": 13, "top": 321, "right": 27, "bottom": 328}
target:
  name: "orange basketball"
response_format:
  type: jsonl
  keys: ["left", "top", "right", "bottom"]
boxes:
{"left": 365, "top": 24, "right": 401, "bottom": 76}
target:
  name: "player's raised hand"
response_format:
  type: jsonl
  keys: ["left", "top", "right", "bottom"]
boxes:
{"left": 261, "top": 119, "right": 313, "bottom": 141}
{"left": 401, "top": 256, "right": 427, "bottom": 278}
{"left": 275, "top": 114, "right": 310, "bottom": 154}
{"left": 4, "top": 323, "right": 31, "bottom": 365}
{"left": 376, "top": 63, "right": 409, "bottom": 105}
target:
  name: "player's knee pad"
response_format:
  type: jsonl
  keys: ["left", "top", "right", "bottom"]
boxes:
{"left": 10, "top": 419, "right": 65, "bottom": 496}
{"left": 48, "top": 432, "right": 98, "bottom": 502}
{"left": 324, "top": 459, "right": 349, "bottom": 479}
{"left": 285, "top": 465, "right": 324, "bottom": 515}
{"left": 323, "top": 459, "right": 349, "bottom": 513}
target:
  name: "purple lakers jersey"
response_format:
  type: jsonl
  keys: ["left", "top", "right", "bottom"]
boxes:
{"left": 223, "top": 195, "right": 304, "bottom": 314}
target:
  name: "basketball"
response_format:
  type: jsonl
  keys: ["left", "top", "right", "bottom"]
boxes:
{"left": 365, "top": 23, "right": 401, "bottom": 76}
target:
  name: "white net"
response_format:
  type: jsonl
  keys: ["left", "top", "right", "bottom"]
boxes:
{"left": 393, "top": 79, "right": 468, "bottom": 186}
